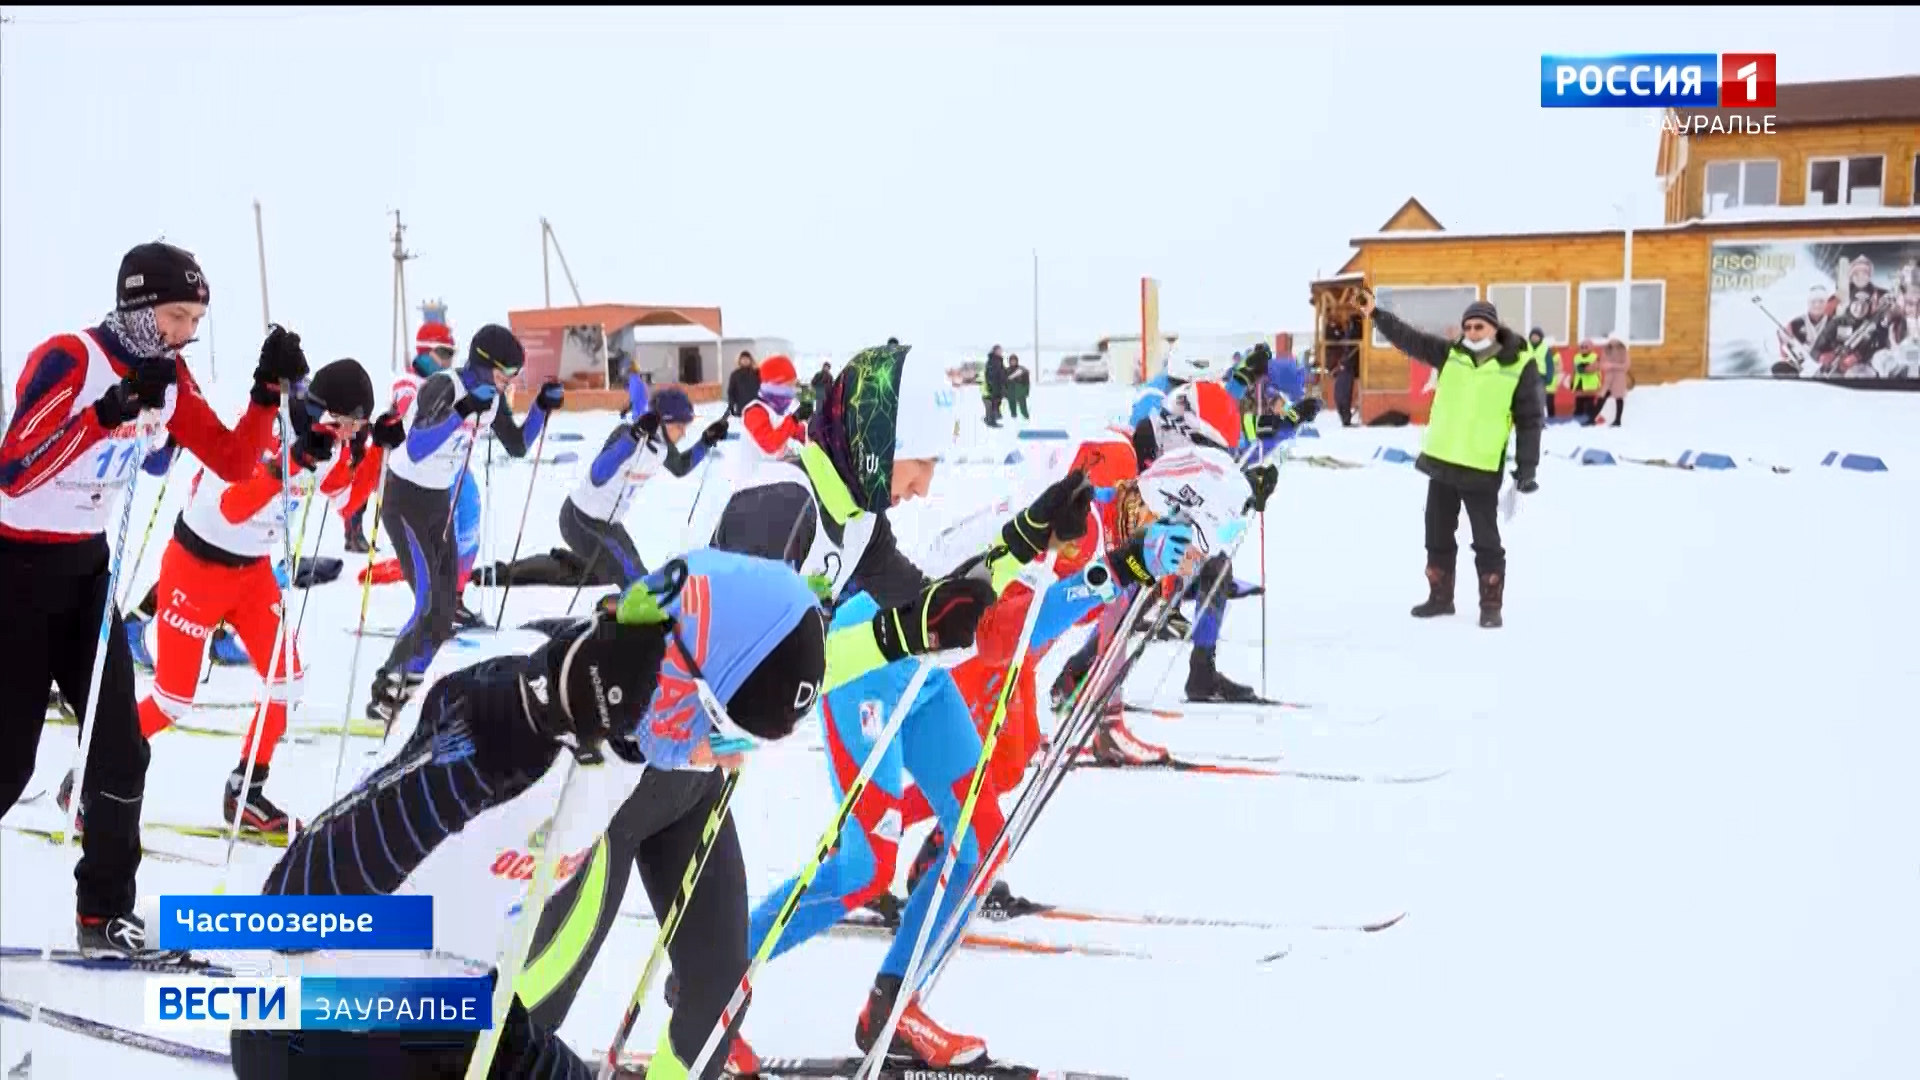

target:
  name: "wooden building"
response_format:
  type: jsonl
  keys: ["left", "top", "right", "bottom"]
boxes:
{"left": 1312, "top": 75, "right": 1920, "bottom": 422}
{"left": 507, "top": 303, "right": 729, "bottom": 411}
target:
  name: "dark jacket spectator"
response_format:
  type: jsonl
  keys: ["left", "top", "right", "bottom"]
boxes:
{"left": 1004, "top": 354, "right": 1031, "bottom": 419}
{"left": 725, "top": 351, "right": 760, "bottom": 416}
{"left": 810, "top": 361, "right": 833, "bottom": 402}
{"left": 982, "top": 345, "right": 1007, "bottom": 426}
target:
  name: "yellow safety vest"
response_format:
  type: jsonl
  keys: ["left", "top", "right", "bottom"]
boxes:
{"left": 1423, "top": 347, "right": 1523, "bottom": 472}
{"left": 1524, "top": 342, "right": 1554, "bottom": 385}
{"left": 1572, "top": 351, "right": 1600, "bottom": 392}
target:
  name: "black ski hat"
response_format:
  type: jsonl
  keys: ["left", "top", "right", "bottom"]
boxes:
{"left": 304, "top": 359, "right": 375, "bottom": 420}
{"left": 118, "top": 242, "right": 210, "bottom": 311}
{"left": 467, "top": 324, "right": 526, "bottom": 375}
{"left": 725, "top": 606, "right": 825, "bottom": 742}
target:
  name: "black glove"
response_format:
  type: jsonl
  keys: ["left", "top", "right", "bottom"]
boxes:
{"left": 370, "top": 411, "right": 406, "bottom": 450}
{"left": 1253, "top": 414, "right": 1286, "bottom": 440}
{"left": 251, "top": 325, "right": 310, "bottom": 406}
{"left": 1238, "top": 343, "right": 1273, "bottom": 383}
{"left": 871, "top": 575, "right": 997, "bottom": 661}
{"left": 291, "top": 426, "right": 336, "bottom": 473}
{"left": 1000, "top": 470, "right": 1092, "bottom": 564}
{"left": 1244, "top": 463, "right": 1278, "bottom": 512}
{"left": 1515, "top": 473, "right": 1539, "bottom": 495}
{"left": 524, "top": 615, "right": 669, "bottom": 749}
{"left": 92, "top": 356, "right": 177, "bottom": 428}
{"left": 631, "top": 411, "right": 661, "bottom": 439}
{"left": 700, "top": 419, "right": 729, "bottom": 447}
{"left": 535, "top": 380, "right": 566, "bottom": 411}
{"left": 792, "top": 398, "right": 814, "bottom": 424}
{"left": 1295, "top": 397, "right": 1322, "bottom": 424}
{"left": 455, "top": 382, "right": 498, "bottom": 418}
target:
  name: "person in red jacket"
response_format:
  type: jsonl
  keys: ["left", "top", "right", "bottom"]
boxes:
{"left": 114, "top": 362, "right": 388, "bottom": 836}
{"left": 740, "top": 353, "right": 812, "bottom": 462}
{"left": 0, "top": 241, "right": 309, "bottom": 957}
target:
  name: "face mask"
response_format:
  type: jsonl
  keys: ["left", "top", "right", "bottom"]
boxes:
{"left": 1463, "top": 334, "right": 1497, "bottom": 353}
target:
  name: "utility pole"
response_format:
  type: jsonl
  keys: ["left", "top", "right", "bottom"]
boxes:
{"left": 253, "top": 199, "right": 272, "bottom": 334}
{"left": 389, "top": 210, "right": 419, "bottom": 373}
{"left": 538, "top": 217, "right": 586, "bottom": 307}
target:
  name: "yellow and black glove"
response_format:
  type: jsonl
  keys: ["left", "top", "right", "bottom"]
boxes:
{"left": 871, "top": 575, "right": 998, "bottom": 661}
{"left": 1000, "top": 469, "right": 1093, "bottom": 564}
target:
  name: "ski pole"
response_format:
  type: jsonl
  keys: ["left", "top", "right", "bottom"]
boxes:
{"left": 462, "top": 749, "right": 595, "bottom": 1080}
{"left": 915, "top": 576, "right": 1165, "bottom": 1003}
{"left": 683, "top": 658, "right": 939, "bottom": 1080}
{"left": 675, "top": 441, "right": 723, "bottom": 554}
{"left": 331, "top": 448, "right": 395, "bottom": 799}
{"left": 855, "top": 553, "right": 1057, "bottom": 1080}
{"left": 493, "top": 421, "right": 549, "bottom": 628}
{"left": 115, "top": 450, "right": 176, "bottom": 613}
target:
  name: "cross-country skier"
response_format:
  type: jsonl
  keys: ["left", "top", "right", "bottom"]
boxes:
{"left": 558, "top": 386, "right": 729, "bottom": 586}
{"left": 738, "top": 353, "right": 812, "bottom": 463}
{"left": 0, "top": 241, "right": 308, "bottom": 956}
{"left": 397, "top": 315, "right": 487, "bottom": 628}
{"left": 369, "top": 325, "right": 565, "bottom": 727}
{"left": 1242, "top": 350, "right": 1321, "bottom": 458}
{"left": 83, "top": 362, "right": 377, "bottom": 838}
{"left": 234, "top": 549, "right": 986, "bottom": 1080}
{"left": 522, "top": 343, "right": 1026, "bottom": 1078}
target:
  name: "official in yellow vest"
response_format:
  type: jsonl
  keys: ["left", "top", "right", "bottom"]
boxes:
{"left": 1570, "top": 341, "right": 1602, "bottom": 423}
{"left": 1523, "top": 328, "right": 1559, "bottom": 418}
{"left": 1358, "top": 293, "right": 1544, "bottom": 628}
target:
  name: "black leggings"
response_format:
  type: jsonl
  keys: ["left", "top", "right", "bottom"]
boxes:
{"left": 230, "top": 989, "right": 591, "bottom": 1080}
{"left": 380, "top": 473, "right": 458, "bottom": 678}
{"left": 557, "top": 498, "right": 648, "bottom": 587}
{"left": 523, "top": 767, "right": 748, "bottom": 1080}
{"left": 1423, "top": 478, "right": 1504, "bottom": 577}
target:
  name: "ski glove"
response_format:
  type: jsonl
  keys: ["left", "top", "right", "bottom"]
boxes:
{"left": 871, "top": 575, "right": 997, "bottom": 661}
{"left": 1236, "top": 343, "right": 1273, "bottom": 384}
{"left": 535, "top": 380, "right": 566, "bottom": 411}
{"left": 455, "top": 383, "right": 497, "bottom": 418}
{"left": 251, "top": 325, "right": 310, "bottom": 406}
{"left": 792, "top": 398, "right": 814, "bottom": 424}
{"left": 1000, "top": 469, "right": 1093, "bottom": 564}
{"left": 524, "top": 613, "right": 669, "bottom": 751}
{"left": 1253, "top": 414, "right": 1287, "bottom": 440}
{"left": 292, "top": 426, "right": 336, "bottom": 473}
{"left": 1107, "top": 521, "right": 1197, "bottom": 587}
{"left": 1514, "top": 472, "right": 1539, "bottom": 495}
{"left": 700, "top": 418, "right": 729, "bottom": 446}
{"left": 1244, "top": 463, "right": 1279, "bottom": 512}
{"left": 631, "top": 411, "right": 661, "bottom": 439}
{"left": 1295, "top": 397, "right": 1322, "bottom": 424}
{"left": 370, "top": 411, "right": 406, "bottom": 450}
{"left": 92, "top": 357, "right": 176, "bottom": 428}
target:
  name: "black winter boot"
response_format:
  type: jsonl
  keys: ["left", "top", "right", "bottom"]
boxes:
{"left": 1185, "top": 646, "right": 1259, "bottom": 703}
{"left": 224, "top": 764, "right": 297, "bottom": 835}
{"left": 1477, "top": 570, "right": 1505, "bottom": 629}
{"left": 343, "top": 510, "right": 371, "bottom": 554}
{"left": 1410, "top": 563, "right": 1456, "bottom": 618}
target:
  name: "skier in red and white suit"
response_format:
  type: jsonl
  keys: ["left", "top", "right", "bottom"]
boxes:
{"left": 739, "top": 354, "right": 812, "bottom": 462}
{"left": 134, "top": 360, "right": 381, "bottom": 834}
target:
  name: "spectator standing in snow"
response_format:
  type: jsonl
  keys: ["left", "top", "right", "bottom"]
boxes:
{"left": 1004, "top": 353, "right": 1031, "bottom": 420}
{"left": 725, "top": 350, "right": 759, "bottom": 417}
{"left": 1595, "top": 335, "right": 1631, "bottom": 426}
{"left": 1359, "top": 290, "right": 1543, "bottom": 630}
{"left": 809, "top": 360, "right": 833, "bottom": 403}
{"left": 1333, "top": 350, "right": 1357, "bottom": 426}
{"left": 981, "top": 345, "right": 1007, "bottom": 427}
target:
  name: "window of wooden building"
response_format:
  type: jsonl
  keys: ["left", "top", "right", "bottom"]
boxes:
{"left": 1703, "top": 159, "right": 1779, "bottom": 215}
{"left": 1579, "top": 282, "right": 1666, "bottom": 346}
{"left": 1807, "top": 156, "right": 1884, "bottom": 207}
{"left": 1487, "top": 283, "right": 1571, "bottom": 343}
{"left": 1370, "top": 285, "right": 1478, "bottom": 348}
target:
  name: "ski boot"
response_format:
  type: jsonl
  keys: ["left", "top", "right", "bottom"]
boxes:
{"left": 124, "top": 615, "right": 156, "bottom": 672}
{"left": 343, "top": 510, "right": 371, "bottom": 555}
{"left": 55, "top": 768, "right": 83, "bottom": 833}
{"left": 452, "top": 599, "right": 487, "bottom": 632}
{"left": 861, "top": 890, "right": 904, "bottom": 928}
{"left": 659, "top": 977, "right": 764, "bottom": 1076}
{"left": 1184, "top": 645, "right": 1260, "bottom": 703}
{"left": 1152, "top": 609, "right": 1192, "bottom": 642}
{"left": 1477, "top": 569, "right": 1505, "bottom": 629}
{"left": 366, "top": 670, "right": 411, "bottom": 731}
{"left": 208, "top": 625, "right": 250, "bottom": 667}
{"left": 903, "top": 830, "right": 1044, "bottom": 921}
{"left": 854, "top": 975, "right": 987, "bottom": 1068}
{"left": 224, "top": 765, "right": 298, "bottom": 836}
{"left": 1410, "top": 561, "right": 1456, "bottom": 619}
{"left": 77, "top": 912, "right": 184, "bottom": 960}
{"left": 1087, "top": 700, "right": 1170, "bottom": 766}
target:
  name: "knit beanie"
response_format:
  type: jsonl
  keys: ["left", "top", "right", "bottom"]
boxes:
{"left": 118, "top": 242, "right": 209, "bottom": 311}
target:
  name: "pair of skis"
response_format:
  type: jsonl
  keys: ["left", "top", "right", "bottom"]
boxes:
{"left": 604, "top": 1049, "right": 1128, "bottom": 1079}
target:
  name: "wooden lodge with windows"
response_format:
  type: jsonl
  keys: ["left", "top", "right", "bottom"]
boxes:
{"left": 1312, "top": 75, "right": 1920, "bottom": 423}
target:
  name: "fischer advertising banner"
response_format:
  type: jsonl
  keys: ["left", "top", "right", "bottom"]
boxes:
{"left": 1707, "top": 236, "right": 1920, "bottom": 388}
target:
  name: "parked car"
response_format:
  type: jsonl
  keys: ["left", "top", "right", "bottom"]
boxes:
{"left": 1072, "top": 354, "right": 1110, "bottom": 383}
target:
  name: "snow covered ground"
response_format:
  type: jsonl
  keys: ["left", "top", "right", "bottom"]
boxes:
{"left": 4, "top": 377, "right": 1919, "bottom": 1079}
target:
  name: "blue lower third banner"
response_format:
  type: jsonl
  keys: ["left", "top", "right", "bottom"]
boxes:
{"left": 157, "top": 894, "right": 434, "bottom": 951}
{"left": 146, "top": 976, "right": 492, "bottom": 1031}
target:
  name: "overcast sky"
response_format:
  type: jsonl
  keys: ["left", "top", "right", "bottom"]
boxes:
{"left": 2, "top": 5, "right": 1911, "bottom": 379}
